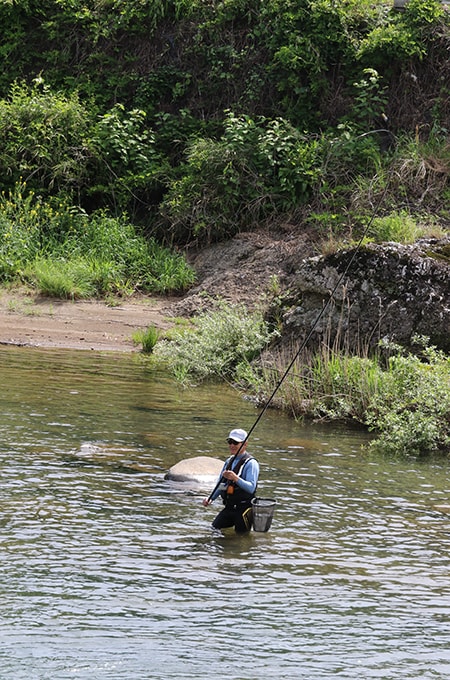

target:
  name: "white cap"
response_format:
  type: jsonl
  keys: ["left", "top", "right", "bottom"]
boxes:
{"left": 228, "top": 428, "right": 248, "bottom": 442}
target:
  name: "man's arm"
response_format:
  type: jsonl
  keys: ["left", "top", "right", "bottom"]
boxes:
{"left": 235, "top": 459, "right": 259, "bottom": 494}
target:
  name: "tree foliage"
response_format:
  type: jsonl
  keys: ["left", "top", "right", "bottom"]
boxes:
{"left": 0, "top": 0, "right": 448, "bottom": 244}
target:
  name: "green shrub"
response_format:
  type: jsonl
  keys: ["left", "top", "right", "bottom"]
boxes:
{"left": 0, "top": 80, "right": 92, "bottom": 196}
{"left": 319, "top": 124, "right": 384, "bottom": 195}
{"left": 154, "top": 301, "right": 277, "bottom": 381}
{"left": 0, "top": 81, "right": 170, "bottom": 217}
{"left": 259, "top": 0, "right": 360, "bottom": 126}
{"left": 350, "top": 68, "right": 388, "bottom": 129}
{"left": 90, "top": 103, "right": 169, "bottom": 216}
{"left": 160, "top": 112, "right": 321, "bottom": 244}
{"left": 365, "top": 338, "right": 450, "bottom": 457}
{"left": 357, "top": 0, "right": 444, "bottom": 66}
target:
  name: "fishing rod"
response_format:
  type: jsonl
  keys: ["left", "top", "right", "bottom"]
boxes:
{"left": 206, "top": 122, "right": 396, "bottom": 503}
{"left": 207, "top": 181, "right": 389, "bottom": 502}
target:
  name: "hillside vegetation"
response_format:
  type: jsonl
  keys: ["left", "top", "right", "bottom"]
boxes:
{"left": 0, "top": 0, "right": 448, "bottom": 254}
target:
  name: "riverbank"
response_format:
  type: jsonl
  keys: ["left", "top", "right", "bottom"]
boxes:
{"left": 0, "top": 230, "right": 448, "bottom": 354}
{"left": 0, "top": 289, "right": 174, "bottom": 351}
{"left": 0, "top": 231, "right": 292, "bottom": 352}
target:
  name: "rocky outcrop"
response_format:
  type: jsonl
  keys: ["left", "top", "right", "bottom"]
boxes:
{"left": 164, "top": 230, "right": 313, "bottom": 317}
{"left": 282, "top": 237, "right": 450, "bottom": 353}
{"left": 165, "top": 230, "right": 449, "bottom": 355}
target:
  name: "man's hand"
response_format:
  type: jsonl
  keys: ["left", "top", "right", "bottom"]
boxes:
{"left": 222, "top": 470, "right": 238, "bottom": 482}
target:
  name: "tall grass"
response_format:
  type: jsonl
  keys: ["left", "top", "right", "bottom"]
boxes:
{"left": 132, "top": 325, "right": 160, "bottom": 353}
{"left": 0, "top": 182, "right": 195, "bottom": 296}
{"left": 252, "top": 343, "right": 382, "bottom": 423}
{"left": 245, "top": 336, "right": 450, "bottom": 458}
{"left": 26, "top": 258, "right": 98, "bottom": 299}
{"left": 365, "top": 338, "right": 450, "bottom": 457}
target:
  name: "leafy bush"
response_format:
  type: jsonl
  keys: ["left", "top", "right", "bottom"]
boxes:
{"left": 0, "top": 80, "right": 92, "bottom": 196}
{"left": 357, "top": 0, "right": 444, "bottom": 67}
{"left": 349, "top": 68, "right": 388, "bottom": 129}
{"left": 90, "top": 103, "right": 169, "bottom": 216}
{"left": 0, "top": 81, "right": 170, "bottom": 217}
{"left": 154, "top": 301, "right": 277, "bottom": 381}
{"left": 258, "top": 0, "right": 360, "bottom": 126}
{"left": 160, "top": 112, "right": 322, "bottom": 244}
{"left": 365, "top": 338, "right": 450, "bottom": 457}
{"left": 319, "top": 124, "right": 384, "bottom": 193}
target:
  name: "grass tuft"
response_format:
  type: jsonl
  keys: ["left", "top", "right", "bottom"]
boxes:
{"left": 132, "top": 325, "right": 160, "bottom": 353}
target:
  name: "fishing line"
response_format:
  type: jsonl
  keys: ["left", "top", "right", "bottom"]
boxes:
{"left": 207, "top": 181, "right": 389, "bottom": 502}
{"left": 243, "top": 180, "right": 390, "bottom": 444}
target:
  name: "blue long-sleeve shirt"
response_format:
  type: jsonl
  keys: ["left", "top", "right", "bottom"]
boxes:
{"left": 210, "top": 453, "right": 259, "bottom": 502}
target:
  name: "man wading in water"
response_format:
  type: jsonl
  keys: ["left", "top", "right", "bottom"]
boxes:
{"left": 202, "top": 428, "right": 259, "bottom": 533}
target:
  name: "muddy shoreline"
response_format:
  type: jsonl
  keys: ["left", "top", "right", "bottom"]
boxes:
{"left": 0, "top": 290, "right": 174, "bottom": 352}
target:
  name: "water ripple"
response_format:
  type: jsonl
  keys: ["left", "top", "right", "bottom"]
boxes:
{"left": 0, "top": 347, "right": 449, "bottom": 679}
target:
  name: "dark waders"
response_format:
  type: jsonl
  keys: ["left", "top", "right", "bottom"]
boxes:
{"left": 212, "top": 499, "right": 254, "bottom": 533}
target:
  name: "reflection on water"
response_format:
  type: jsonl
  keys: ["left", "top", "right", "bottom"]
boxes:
{"left": 0, "top": 346, "right": 449, "bottom": 679}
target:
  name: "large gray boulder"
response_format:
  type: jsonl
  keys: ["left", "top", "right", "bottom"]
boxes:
{"left": 282, "top": 237, "right": 450, "bottom": 353}
{"left": 165, "top": 456, "right": 223, "bottom": 484}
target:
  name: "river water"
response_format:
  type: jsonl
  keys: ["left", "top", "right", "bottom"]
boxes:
{"left": 0, "top": 346, "right": 449, "bottom": 679}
